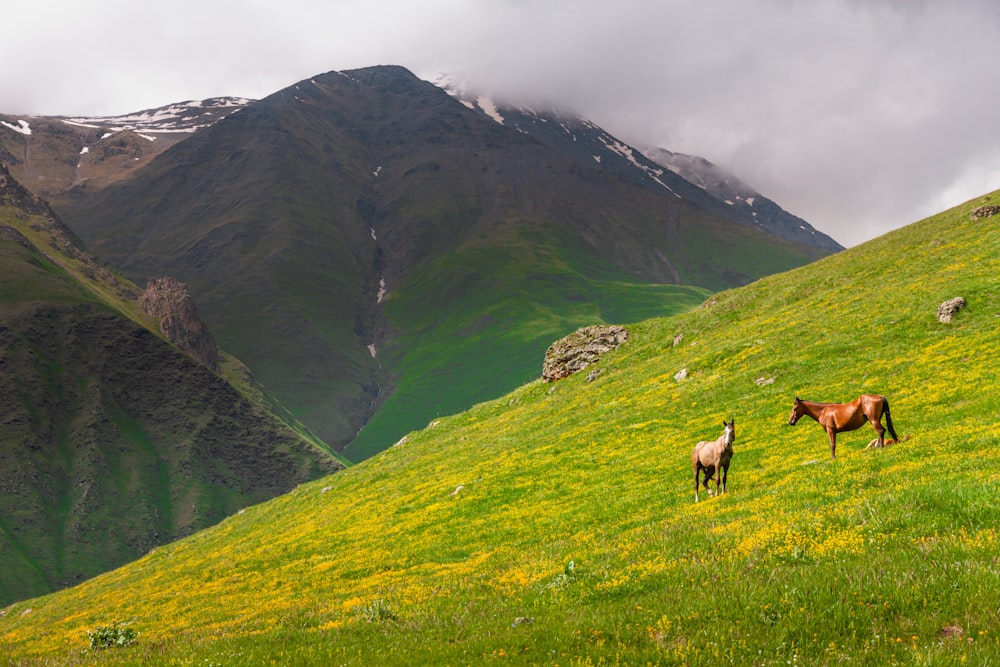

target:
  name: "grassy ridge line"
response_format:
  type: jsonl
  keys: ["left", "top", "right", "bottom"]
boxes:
{"left": 0, "top": 210, "right": 147, "bottom": 322}
{"left": 2, "top": 191, "right": 1000, "bottom": 664}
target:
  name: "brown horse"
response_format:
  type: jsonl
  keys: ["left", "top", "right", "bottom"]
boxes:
{"left": 692, "top": 420, "right": 735, "bottom": 502}
{"left": 787, "top": 395, "right": 898, "bottom": 458}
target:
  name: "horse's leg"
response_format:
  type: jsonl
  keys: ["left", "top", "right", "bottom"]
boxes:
{"left": 828, "top": 429, "right": 837, "bottom": 458}
{"left": 721, "top": 463, "right": 729, "bottom": 495}
{"left": 883, "top": 399, "right": 899, "bottom": 443}
{"left": 695, "top": 464, "right": 710, "bottom": 501}
{"left": 871, "top": 418, "right": 886, "bottom": 448}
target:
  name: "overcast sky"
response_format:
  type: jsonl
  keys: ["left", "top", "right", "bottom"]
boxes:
{"left": 3, "top": 0, "right": 999, "bottom": 247}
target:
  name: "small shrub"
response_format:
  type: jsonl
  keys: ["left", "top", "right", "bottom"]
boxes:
{"left": 356, "top": 598, "right": 397, "bottom": 622}
{"left": 86, "top": 621, "right": 138, "bottom": 650}
{"left": 544, "top": 559, "right": 580, "bottom": 591}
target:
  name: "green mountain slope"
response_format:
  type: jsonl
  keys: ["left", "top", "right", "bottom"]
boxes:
{"left": 52, "top": 66, "right": 831, "bottom": 460}
{"left": 3, "top": 188, "right": 998, "bottom": 663}
{"left": 0, "top": 165, "right": 344, "bottom": 606}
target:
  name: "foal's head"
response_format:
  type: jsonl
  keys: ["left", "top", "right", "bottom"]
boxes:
{"left": 787, "top": 397, "right": 806, "bottom": 425}
{"left": 722, "top": 419, "right": 735, "bottom": 445}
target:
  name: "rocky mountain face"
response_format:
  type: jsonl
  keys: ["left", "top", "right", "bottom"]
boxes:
{"left": 0, "top": 166, "right": 343, "bottom": 605}
{"left": 433, "top": 78, "right": 842, "bottom": 254}
{"left": 0, "top": 160, "right": 50, "bottom": 214}
{"left": 141, "top": 276, "right": 220, "bottom": 371}
{"left": 41, "top": 66, "right": 837, "bottom": 460}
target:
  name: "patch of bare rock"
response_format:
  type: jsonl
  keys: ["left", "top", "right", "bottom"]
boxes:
{"left": 140, "top": 277, "right": 220, "bottom": 371}
{"left": 970, "top": 205, "right": 1000, "bottom": 220}
{"left": 542, "top": 324, "right": 629, "bottom": 382}
{"left": 936, "top": 297, "right": 966, "bottom": 323}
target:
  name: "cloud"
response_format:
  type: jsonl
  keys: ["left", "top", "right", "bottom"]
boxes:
{"left": 3, "top": 0, "right": 999, "bottom": 246}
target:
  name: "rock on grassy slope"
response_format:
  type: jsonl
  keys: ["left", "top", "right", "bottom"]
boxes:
{"left": 2, "top": 190, "right": 999, "bottom": 664}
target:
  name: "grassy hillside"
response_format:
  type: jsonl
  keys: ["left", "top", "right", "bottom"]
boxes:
{"left": 4, "top": 190, "right": 999, "bottom": 664}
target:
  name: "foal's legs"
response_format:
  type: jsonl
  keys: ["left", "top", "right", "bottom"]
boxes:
{"left": 720, "top": 463, "right": 729, "bottom": 495}
{"left": 698, "top": 465, "right": 715, "bottom": 500}
{"left": 694, "top": 464, "right": 711, "bottom": 502}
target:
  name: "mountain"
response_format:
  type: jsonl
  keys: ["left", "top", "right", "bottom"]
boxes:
{"left": 3, "top": 188, "right": 997, "bottom": 664}
{"left": 433, "top": 74, "right": 842, "bottom": 254}
{"left": 0, "top": 98, "right": 251, "bottom": 198}
{"left": 39, "top": 66, "right": 835, "bottom": 462}
{"left": 640, "top": 145, "right": 842, "bottom": 253}
{"left": 0, "top": 164, "right": 344, "bottom": 606}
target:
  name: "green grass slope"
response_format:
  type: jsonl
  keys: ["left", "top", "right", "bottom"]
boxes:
{"left": 4, "top": 191, "right": 999, "bottom": 664}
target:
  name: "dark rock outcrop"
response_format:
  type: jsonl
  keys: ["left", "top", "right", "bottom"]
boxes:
{"left": 970, "top": 205, "right": 1000, "bottom": 220}
{"left": 542, "top": 325, "right": 629, "bottom": 382}
{"left": 0, "top": 162, "right": 49, "bottom": 216}
{"left": 141, "top": 277, "right": 220, "bottom": 371}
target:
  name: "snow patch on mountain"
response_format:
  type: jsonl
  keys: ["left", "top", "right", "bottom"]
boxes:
{"left": 600, "top": 135, "right": 681, "bottom": 198}
{"left": 1, "top": 119, "right": 31, "bottom": 135}
{"left": 476, "top": 97, "right": 504, "bottom": 125}
{"left": 61, "top": 97, "right": 253, "bottom": 136}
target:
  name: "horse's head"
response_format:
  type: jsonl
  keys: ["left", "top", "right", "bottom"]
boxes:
{"left": 788, "top": 397, "right": 805, "bottom": 425}
{"left": 723, "top": 419, "right": 735, "bottom": 445}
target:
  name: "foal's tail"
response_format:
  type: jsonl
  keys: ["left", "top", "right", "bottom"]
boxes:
{"left": 882, "top": 397, "right": 899, "bottom": 442}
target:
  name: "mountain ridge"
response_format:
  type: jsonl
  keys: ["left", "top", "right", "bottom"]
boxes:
{"left": 2, "top": 74, "right": 840, "bottom": 254}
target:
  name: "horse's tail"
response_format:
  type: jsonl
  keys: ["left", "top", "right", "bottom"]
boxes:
{"left": 882, "top": 397, "right": 899, "bottom": 442}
